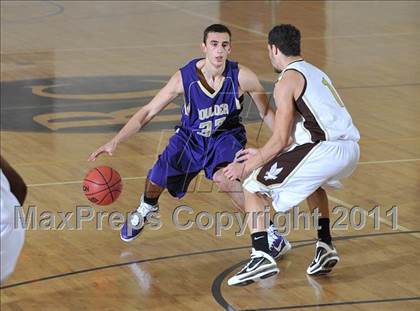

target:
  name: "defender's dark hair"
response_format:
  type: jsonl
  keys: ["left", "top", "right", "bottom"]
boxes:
{"left": 203, "top": 24, "right": 232, "bottom": 43}
{"left": 268, "top": 24, "right": 301, "bottom": 56}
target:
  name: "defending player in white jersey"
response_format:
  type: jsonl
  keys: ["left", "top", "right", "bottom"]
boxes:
{"left": 1, "top": 156, "right": 27, "bottom": 283}
{"left": 224, "top": 24, "right": 360, "bottom": 286}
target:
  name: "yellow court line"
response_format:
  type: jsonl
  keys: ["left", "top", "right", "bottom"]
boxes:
{"left": 24, "top": 158, "right": 420, "bottom": 186}
{"left": 358, "top": 158, "right": 420, "bottom": 165}
{"left": 27, "top": 176, "right": 148, "bottom": 187}
{"left": 2, "top": 30, "right": 419, "bottom": 55}
{"left": 10, "top": 156, "right": 420, "bottom": 168}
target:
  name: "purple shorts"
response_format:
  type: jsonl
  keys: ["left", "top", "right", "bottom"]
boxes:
{"left": 147, "top": 126, "right": 246, "bottom": 198}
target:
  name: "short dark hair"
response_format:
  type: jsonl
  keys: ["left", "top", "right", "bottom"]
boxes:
{"left": 268, "top": 24, "right": 301, "bottom": 56}
{"left": 203, "top": 24, "right": 231, "bottom": 44}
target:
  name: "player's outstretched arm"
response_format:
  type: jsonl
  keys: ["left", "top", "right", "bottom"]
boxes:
{"left": 88, "top": 71, "right": 183, "bottom": 161}
{"left": 238, "top": 65, "right": 275, "bottom": 131}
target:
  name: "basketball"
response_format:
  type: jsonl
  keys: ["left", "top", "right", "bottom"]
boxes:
{"left": 83, "top": 166, "right": 122, "bottom": 205}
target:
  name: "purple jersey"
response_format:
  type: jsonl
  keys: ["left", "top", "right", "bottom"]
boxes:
{"left": 147, "top": 58, "right": 247, "bottom": 198}
{"left": 180, "top": 58, "right": 243, "bottom": 136}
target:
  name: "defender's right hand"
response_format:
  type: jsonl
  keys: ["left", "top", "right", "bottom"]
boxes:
{"left": 88, "top": 141, "right": 117, "bottom": 161}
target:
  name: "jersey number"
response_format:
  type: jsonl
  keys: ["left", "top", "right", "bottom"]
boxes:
{"left": 322, "top": 77, "right": 345, "bottom": 107}
{"left": 198, "top": 117, "right": 226, "bottom": 137}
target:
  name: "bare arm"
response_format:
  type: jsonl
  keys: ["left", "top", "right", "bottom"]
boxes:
{"left": 242, "top": 70, "right": 303, "bottom": 173}
{"left": 224, "top": 70, "right": 303, "bottom": 182}
{"left": 238, "top": 65, "right": 276, "bottom": 131}
{"left": 88, "top": 71, "right": 183, "bottom": 161}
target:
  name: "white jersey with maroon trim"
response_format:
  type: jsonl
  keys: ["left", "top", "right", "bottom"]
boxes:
{"left": 1, "top": 170, "right": 25, "bottom": 283}
{"left": 279, "top": 60, "right": 360, "bottom": 145}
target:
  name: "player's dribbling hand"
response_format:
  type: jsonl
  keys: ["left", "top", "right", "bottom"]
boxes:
{"left": 234, "top": 148, "right": 258, "bottom": 163}
{"left": 88, "top": 140, "right": 117, "bottom": 161}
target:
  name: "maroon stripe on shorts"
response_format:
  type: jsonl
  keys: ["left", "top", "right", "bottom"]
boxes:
{"left": 256, "top": 142, "right": 319, "bottom": 187}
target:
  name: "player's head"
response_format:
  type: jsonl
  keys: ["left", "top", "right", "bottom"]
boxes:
{"left": 202, "top": 24, "right": 232, "bottom": 68}
{"left": 267, "top": 24, "right": 301, "bottom": 72}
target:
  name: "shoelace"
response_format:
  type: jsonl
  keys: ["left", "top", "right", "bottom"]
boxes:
{"left": 130, "top": 203, "right": 157, "bottom": 226}
{"left": 137, "top": 202, "right": 158, "bottom": 217}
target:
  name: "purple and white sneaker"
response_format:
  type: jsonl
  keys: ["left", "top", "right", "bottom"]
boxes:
{"left": 268, "top": 225, "right": 291, "bottom": 259}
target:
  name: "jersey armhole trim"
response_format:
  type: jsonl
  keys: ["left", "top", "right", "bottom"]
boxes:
{"left": 282, "top": 68, "right": 307, "bottom": 103}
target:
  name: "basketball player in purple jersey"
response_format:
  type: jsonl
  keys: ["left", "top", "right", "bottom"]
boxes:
{"left": 88, "top": 24, "right": 290, "bottom": 258}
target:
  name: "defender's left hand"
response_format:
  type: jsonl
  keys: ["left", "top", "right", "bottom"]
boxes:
{"left": 223, "top": 162, "right": 247, "bottom": 181}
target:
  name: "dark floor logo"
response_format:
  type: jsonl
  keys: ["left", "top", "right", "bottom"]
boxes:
{"left": 0, "top": 76, "right": 274, "bottom": 133}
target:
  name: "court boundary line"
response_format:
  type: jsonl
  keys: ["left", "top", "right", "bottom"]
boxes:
{"left": 3, "top": 32, "right": 418, "bottom": 55}
{"left": 26, "top": 176, "right": 147, "bottom": 187}
{"left": 328, "top": 195, "right": 420, "bottom": 239}
{"left": 25, "top": 157, "right": 420, "bottom": 187}
{"left": 2, "top": 32, "right": 418, "bottom": 55}
{"left": 22, "top": 168, "right": 420, "bottom": 237}
{"left": 357, "top": 158, "right": 420, "bottom": 165}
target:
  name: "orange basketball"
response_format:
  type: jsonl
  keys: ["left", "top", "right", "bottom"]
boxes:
{"left": 83, "top": 166, "right": 122, "bottom": 205}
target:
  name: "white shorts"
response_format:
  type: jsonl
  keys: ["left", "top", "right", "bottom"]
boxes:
{"left": 243, "top": 140, "right": 360, "bottom": 213}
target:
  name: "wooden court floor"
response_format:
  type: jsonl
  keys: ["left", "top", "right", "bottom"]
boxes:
{"left": 1, "top": 1, "right": 419, "bottom": 310}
